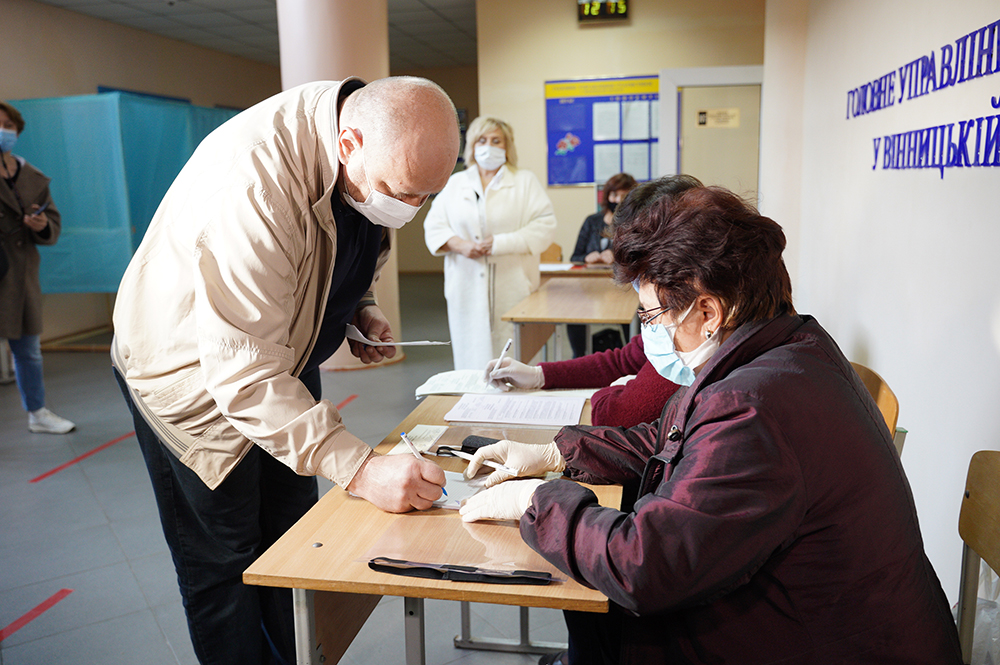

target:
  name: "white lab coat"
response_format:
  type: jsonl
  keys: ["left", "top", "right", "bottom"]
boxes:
{"left": 424, "top": 166, "right": 556, "bottom": 370}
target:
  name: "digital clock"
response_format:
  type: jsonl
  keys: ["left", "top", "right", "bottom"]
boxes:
{"left": 578, "top": 1, "right": 629, "bottom": 22}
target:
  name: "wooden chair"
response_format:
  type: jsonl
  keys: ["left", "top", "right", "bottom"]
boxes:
{"left": 540, "top": 242, "right": 562, "bottom": 262}
{"left": 956, "top": 450, "right": 1000, "bottom": 664}
{"left": 850, "top": 362, "right": 907, "bottom": 456}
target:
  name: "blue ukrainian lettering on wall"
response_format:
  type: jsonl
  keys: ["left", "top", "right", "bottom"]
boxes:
{"left": 849, "top": 16, "right": 1000, "bottom": 178}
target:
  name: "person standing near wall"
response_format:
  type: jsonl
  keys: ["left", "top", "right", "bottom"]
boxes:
{"left": 424, "top": 116, "right": 556, "bottom": 370}
{"left": 0, "top": 101, "right": 75, "bottom": 435}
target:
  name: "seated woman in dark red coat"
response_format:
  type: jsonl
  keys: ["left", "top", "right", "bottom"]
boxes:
{"left": 462, "top": 184, "right": 962, "bottom": 665}
{"left": 485, "top": 174, "right": 703, "bottom": 428}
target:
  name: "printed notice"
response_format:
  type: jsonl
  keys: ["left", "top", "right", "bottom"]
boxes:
{"left": 592, "top": 101, "right": 621, "bottom": 141}
{"left": 697, "top": 108, "right": 741, "bottom": 128}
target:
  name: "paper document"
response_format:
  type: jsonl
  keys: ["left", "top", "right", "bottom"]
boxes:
{"left": 433, "top": 470, "right": 488, "bottom": 510}
{"left": 415, "top": 369, "right": 501, "bottom": 397}
{"left": 443, "top": 393, "right": 586, "bottom": 427}
{"left": 385, "top": 424, "right": 448, "bottom": 456}
{"left": 415, "top": 369, "right": 599, "bottom": 400}
{"left": 345, "top": 324, "right": 450, "bottom": 347}
{"left": 539, "top": 262, "right": 575, "bottom": 272}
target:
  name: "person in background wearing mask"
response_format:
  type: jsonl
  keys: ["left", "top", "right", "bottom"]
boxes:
{"left": 459, "top": 186, "right": 961, "bottom": 665}
{"left": 112, "top": 77, "right": 459, "bottom": 665}
{"left": 0, "top": 101, "right": 75, "bottom": 434}
{"left": 424, "top": 116, "right": 556, "bottom": 370}
{"left": 565, "top": 172, "right": 638, "bottom": 358}
{"left": 486, "top": 175, "right": 703, "bottom": 428}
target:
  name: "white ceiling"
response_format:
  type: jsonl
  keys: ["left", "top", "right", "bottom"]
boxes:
{"left": 34, "top": 0, "right": 478, "bottom": 70}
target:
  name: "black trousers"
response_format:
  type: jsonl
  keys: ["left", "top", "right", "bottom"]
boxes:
{"left": 115, "top": 368, "right": 320, "bottom": 665}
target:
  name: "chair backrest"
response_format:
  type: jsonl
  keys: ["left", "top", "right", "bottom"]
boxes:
{"left": 850, "top": 362, "right": 901, "bottom": 447}
{"left": 540, "top": 242, "right": 562, "bottom": 262}
{"left": 957, "top": 450, "right": 1000, "bottom": 664}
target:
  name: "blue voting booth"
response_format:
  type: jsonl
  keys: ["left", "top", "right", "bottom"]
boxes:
{"left": 12, "top": 92, "right": 238, "bottom": 293}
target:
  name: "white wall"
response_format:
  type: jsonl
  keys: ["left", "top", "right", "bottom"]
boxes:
{"left": 761, "top": 0, "right": 1000, "bottom": 603}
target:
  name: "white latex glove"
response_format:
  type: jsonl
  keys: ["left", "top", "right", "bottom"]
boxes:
{"left": 463, "top": 440, "right": 565, "bottom": 488}
{"left": 483, "top": 357, "right": 544, "bottom": 391}
{"left": 610, "top": 374, "right": 636, "bottom": 387}
{"left": 460, "top": 478, "right": 546, "bottom": 522}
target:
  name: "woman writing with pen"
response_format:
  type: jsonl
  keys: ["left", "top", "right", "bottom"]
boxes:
{"left": 0, "top": 100, "right": 75, "bottom": 435}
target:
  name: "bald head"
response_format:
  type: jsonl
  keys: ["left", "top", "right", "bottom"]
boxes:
{"left": 339, "top": 76, "right": 460, "bottom": 205}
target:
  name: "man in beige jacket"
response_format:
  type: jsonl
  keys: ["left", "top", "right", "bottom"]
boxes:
{"left": 112, "top": 77, "right": 458, "bottom": 665}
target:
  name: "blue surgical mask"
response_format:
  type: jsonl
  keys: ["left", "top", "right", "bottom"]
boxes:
{"left": 0, "top": 128, "right": 17, "bottom": 154}
{"left": 641, "top": 318, "right": 696, "bottom": 386}
{"left": 636, "top": 281, "right": 722, "bottom": 386}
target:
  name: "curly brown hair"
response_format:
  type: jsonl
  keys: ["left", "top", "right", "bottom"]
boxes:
{"left": 613, "top": 184, "right": 794, "bottom": 330}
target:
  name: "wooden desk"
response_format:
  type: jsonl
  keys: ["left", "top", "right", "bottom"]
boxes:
{"left": 244, "top": 395, "right": 615, "bottom": 665}
{"left": 502, "top": 276, "right": 638, "bottom": 362}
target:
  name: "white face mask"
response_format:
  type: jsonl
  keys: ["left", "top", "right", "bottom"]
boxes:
{"left": 344, "top": 144, "right": 421, "bottom": 229}
{"left": 474, "top": 144, "right": 506, "bottom": 172}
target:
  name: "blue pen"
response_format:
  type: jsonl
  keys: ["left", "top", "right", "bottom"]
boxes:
{"left": 400, "top": 431, "right": 447, "bottom": 495}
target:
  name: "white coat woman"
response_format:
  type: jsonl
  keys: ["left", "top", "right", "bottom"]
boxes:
{"left": 424, "top": 117, "right": 556, "bottom": 370}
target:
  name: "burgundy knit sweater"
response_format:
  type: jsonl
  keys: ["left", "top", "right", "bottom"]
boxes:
{"left": 539, "top": 336, "right": 679, "bottom": 427}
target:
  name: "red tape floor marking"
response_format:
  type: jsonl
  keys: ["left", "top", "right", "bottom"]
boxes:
{"left": 29, "top": 432, "right": 136, "bottom": 484}
{"left": 29, "top": 395, "right": 356, "bottom": 484}
{"left": 336, "top": 394, "right": 358, "bottom": 410}
{"left": 0, "top": 588, "right": 73, "bottom": 642}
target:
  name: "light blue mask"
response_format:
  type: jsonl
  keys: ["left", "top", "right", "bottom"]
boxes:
{"left": 641, "top": 320, "right": 696, "bottom": 386}
{"left": 0, "top": 128, "right": 16, "bottom": 154}
{"left": 634, "top": 278, "right": 697, "bottom": 386}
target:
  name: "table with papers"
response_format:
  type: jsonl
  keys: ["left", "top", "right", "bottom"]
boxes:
{"left": 244, "top": 395, "right": 617, "bottom": 665}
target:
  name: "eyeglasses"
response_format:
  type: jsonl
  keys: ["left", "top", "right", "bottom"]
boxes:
{"left": 637, "top": 305, "right": 671, "bottom": 328}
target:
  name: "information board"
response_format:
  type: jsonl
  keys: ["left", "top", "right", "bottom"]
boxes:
{"left": 545, "top": 75, "right": 659, "bottom": 186}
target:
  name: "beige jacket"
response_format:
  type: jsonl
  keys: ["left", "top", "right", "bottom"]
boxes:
{"left": 113, "top": 79, "right": 384, "bottom": 490}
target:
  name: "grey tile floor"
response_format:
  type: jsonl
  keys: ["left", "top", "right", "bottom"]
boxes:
{"left": 0, "top": 273, "right": 566, "bottom": 665}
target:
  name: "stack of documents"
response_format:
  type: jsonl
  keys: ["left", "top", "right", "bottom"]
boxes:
{"left": 414, "top": 369, "right": 500, "bottom": 397}
{"left": 443, "top": 393, "right": 586, "bottom": 428}
{"left": 415, "top": 369, "right": 599, "bottom": 400}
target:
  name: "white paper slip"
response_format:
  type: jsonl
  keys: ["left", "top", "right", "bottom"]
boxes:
{"left": 539, "top": 262, "right": 575, "bottom": 272}
{"left": 443, "top": 393, "right": 586, "bottom": 428}
{"left": 433, "top": 471, "right": 488, "bottom": 510}
{"left": 385, "top": 424, "right": 449, "bottom": 456}
{"left": 414, "top": 369, "right": 502, "bottom": 398}
{"left": 345, "top": 324, "right": 450, "bottom": 347}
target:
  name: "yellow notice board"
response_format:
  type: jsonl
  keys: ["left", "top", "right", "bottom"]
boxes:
{"left": 545, "top": 75, "right": 660, "bottom": 186}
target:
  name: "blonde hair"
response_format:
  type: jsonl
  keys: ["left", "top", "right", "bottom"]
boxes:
{"left": 464, "top": 116, "right": 517, "bottom": 169}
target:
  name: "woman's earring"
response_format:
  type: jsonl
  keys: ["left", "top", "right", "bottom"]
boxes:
{"left": 705, "top": 330, "right": 713, "bottom": 340}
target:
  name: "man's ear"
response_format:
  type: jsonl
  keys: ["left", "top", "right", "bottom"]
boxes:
{"left": 337, "top": 127, "right": 361, "bottom": 165}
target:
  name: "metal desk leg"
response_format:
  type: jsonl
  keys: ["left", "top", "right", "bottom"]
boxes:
{"left": 292, "top": 588, "right": 319, "bottom": 665}
{"left": 404, "top": 597, "right": 426, "bottom": 665}
{"left": 455, "top": 601, "right": 566, "bottom": 655}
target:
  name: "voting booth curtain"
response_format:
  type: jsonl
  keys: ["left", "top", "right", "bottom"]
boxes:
{"left": 12, "top": 93, "right": 238, "bottom": 293}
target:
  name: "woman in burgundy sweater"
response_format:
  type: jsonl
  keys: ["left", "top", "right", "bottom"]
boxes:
{"left": 488, "top": 336, "right": 678, "bottom": 427}
{"left": 486, "top": 175, "right": 703, "bottom": 427}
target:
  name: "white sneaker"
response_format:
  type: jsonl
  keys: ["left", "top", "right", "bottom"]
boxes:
{"left": 28, "top": 407, "right": 76, "bottom": 434}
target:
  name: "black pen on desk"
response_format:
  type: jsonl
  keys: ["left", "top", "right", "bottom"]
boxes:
{"left": 490, "top": 337, "right": 514, "bottom": 381}
{"left": 400, "top": 431, "right": 446, "bottom": 496}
